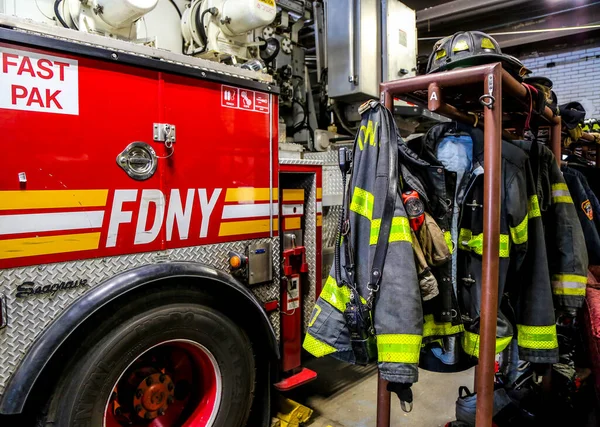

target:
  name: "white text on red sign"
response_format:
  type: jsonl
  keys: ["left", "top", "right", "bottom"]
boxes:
{"left": 0, "top": 47, "right": 79, "bottom": 115}
{"left": 221, "top": 85, "right": 269, "bottom": 114}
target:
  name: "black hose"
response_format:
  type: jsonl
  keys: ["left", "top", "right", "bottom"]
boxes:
{"left": 195, "top": 6, "right": 217, "bottom": 52}
{"left": 54, "top": 0, "right": 69, "bottom": 28}
{"left": 168, "top": 0, "right": 182, "bottom": 18}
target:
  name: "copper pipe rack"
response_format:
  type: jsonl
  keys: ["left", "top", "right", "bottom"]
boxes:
{"left": 378, "top": 63, "right": 560, "bottom": 427}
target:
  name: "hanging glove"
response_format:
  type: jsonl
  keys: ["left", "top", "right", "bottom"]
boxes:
{"left": 411, "top": 230, "right": 439, "bottom": 301}
{"left": 387, "top": 382, "right": 413, "bottom": 413}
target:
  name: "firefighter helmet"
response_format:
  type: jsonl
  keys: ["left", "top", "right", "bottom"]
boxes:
{"left": 426, "top": 31, "right": 531, "bottom": 80}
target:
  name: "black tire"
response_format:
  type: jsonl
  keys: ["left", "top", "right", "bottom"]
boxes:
{"left": 41, "top": 289, "right": 255, "bottom": 427}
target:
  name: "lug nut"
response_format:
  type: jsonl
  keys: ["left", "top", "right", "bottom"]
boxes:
{"left": 136, "top": 388, "right": 144, "bottom": 398}
{"left": 167, "top": 382, "right": 174, "bottom": 391}
{"left": 145, "top": 412, "right": 154, "bottom": 420}
{"left": 135, "top": 404, "right": 143, "bottom": 413}
{"left": 114, "top": 407, "right": 122, "bottom": 416}
{"left": 158, "top": 407, "right": 165, "bottom": 416}
{"left": 159, "top": 374, "right": 166, "bottom": 383}
{"left": 146, "top": 377, "right": 153, "bottom": 386}
{"left": 167, "top": 396, "right": 174, "bottom": 404}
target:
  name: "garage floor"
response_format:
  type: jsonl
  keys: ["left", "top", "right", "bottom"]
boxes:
{"left": 288, "top": 358, "right": 475, "bottom": 427}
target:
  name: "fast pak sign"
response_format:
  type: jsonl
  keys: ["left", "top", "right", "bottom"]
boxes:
{"left": 0, "top": 46, "right": 79, "bottom": 115}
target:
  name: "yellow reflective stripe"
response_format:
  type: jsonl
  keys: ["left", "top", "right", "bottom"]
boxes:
{"left": 303, "top": 333, "right": 336, "bottom": 357}
{"left": 349, "top": 187, "right": 374, "bottom": 220}
{"left": 552, "top": 195, "right": 574, "bottom": 204}
{"left": 551, "top": 274, "right": 587, "bottom": 296}
{"left": 462, "top": 331, "right": 512, "bottom": 357}
{"left": 551, "top": 183, "right": 573, "bottom": 204}
{"left": 553, "top": 288, "right": 586, "bottom": 296}
{"left": 510, "top": 215, "right": 528, "bottom": 245}
{"left": 377, "top": 334, "right": 422, "bottom": 364}
{"left": 528, "top": 195, "right": 541, "bottom": 218}
{"left": 423, "top": 314, "right": 464, "bottom": 338}
{"left": 370, "top": 217, "right": 412, "bottom": 245}
{"left": 458, "top": 229, "right": 510, "bottom": 257}
{"left": 517, "top": 324, "right": 558, "bottom": 350}
{"left": 319, "top": 275, "right": 366, "bottom": 312}
{"left": 444, "top": 231, "right": 454, "bottom": 254}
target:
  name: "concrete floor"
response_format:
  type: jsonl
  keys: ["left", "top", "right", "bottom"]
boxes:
{"left": 288, "top": 358, "right": 475, "bottom": 427}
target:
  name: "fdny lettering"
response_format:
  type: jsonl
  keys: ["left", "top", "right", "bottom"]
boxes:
{"left": 357, "top": 120, "right": 379, "bottom": 150}
{"left": 0, "top": 47, "right": 79, "bottom": 115}
{"left": 106, "top": 189, "right": 222, "bottom": 247}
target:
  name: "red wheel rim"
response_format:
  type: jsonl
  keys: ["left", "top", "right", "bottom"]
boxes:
{"left": 104, "top": 339, "right": 221, "bottom": 427}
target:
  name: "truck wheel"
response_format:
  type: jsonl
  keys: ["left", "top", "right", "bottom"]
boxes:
{"left": 42, "top": 292, "right": 255, "bottom": 427}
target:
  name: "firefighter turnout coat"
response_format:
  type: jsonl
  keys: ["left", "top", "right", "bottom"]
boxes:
{"left": 512, "top": 140, "right": 589, "bottom": 309}
{"left": 303, "top": 102, "right": 424, "bottom": 384}
{"left": 402, "top": 122, "right": 558, "bottom": 364}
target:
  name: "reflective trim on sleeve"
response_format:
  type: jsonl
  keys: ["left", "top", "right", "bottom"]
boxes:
{"left": 551, "top": 184, "right": 573, "bottom": 204}
{"left": 458, "top": 229, "right": 511, "bottom": 257}
{"left": 551, "top": 274, "right": 587, "bottom": 297}
{"left": 423, "top": 314, "right": 464, "bottom": 338}
{"left": 528, "top": 195, "right": 541, "bottom": 218}
{"left": 377, "top": 334, "right": 422, "bottom": 364}
{"left": 510, "top": 215, "right": 528, "bottom": 245}
{"left": 370, "top": 217, "right": 412, "bottom": 245}
{"left": 517, "top": 324, "right": 558, "bottom": 350}
{"left": 461, "top": 331, "right": 512, "bottom": 358}
{"left": 350, "top": 187, "right": 374, "bottom": 220}
{"left": 303, "top": 333, "right": 337, "bottom": 357}
{"left": 444, "top": 230, "right": 454, "bottom": 254}
{"left": 319, "top": 275, "right": 366, "bottom": 312}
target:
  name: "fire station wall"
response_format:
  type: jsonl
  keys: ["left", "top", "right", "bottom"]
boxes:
{"left": 521, "top": 46, "right": 600, "bottom": 118}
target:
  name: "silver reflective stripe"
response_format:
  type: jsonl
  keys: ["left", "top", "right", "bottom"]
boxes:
{"left": 551, "top": 190, "right": 571, "bottom": 197}
{"left": 552, "top": 280, "right": 586, "bottom": 289}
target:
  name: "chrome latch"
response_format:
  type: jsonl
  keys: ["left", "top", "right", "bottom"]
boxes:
{"left": 153, "top": 123, "right": 176, "bottom": 148}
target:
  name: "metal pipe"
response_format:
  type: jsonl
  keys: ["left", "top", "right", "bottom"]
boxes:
{"left": 376, "top": 373, "right": 391, "bottom": 427}
{"left": 428, "top": 82, "right": 441, "bottom": 111}
{"left": 381, "top": 64, "right": 492, "bottom": 93}
{"left": 475, "top": 63, "right": 503, "bottom": 427}
{"left": 374, "top": 89, "right": 396, "bottom": 427}
{"left": 551, "top": 116, "right": 562, "bottom": 167}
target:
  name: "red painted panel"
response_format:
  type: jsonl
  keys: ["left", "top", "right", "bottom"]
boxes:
{"left": 0, "top": 42, "right": 278, "bottom": 269}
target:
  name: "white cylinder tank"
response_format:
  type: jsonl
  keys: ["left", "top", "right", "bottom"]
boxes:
{"left": 220, "top": 0, "right": 276, "bottom": 36}
{"left": 93, "top": 0, "right": 159, "bottom": 28}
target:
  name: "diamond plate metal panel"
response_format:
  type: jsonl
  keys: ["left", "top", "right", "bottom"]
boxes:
{"left": 323, "top": 206, "right": 342, "bottom": 248}
{"left": 304, "top": 150, "right": 339, "bottom": 163}
{"left": 305, "top": 148, "right": 349, "bottom": 207}
{"left": 279, "top": 158, "right": 325, "bottom": 165}
{"left": 0, "top": 238, "right": 279, "bottom": 395}
{"left": 300, "top": 176, "right": 318, "bottom": 333}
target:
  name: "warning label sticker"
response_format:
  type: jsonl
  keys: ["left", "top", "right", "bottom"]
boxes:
{"left": 0, "top": 46, "right": 79, "bottom": 115}
{"left": 221, "top": 85, "right": 269, "bottom": 114}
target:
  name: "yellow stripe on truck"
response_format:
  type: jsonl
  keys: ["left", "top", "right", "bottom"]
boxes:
{"left": 219, "top": 218, "right": 278, "bottom": 236}
{"left": 282, "top": 189, "right": 305, "bottom": 202}
{"left": 285, "top": 217, "right": 301, "bottom": 230}
{"left": 0, "top": 190, "right": 108, "bottom": 210}
{"left": 0, "top": 232, "right": 101, "bottom": 259}
{"left": 225, "top": 188, "right": 278, "bottom": 203}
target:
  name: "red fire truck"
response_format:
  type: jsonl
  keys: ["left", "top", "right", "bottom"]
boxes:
{"left": 0, "top": 15, "right": 325, "bottom": 427}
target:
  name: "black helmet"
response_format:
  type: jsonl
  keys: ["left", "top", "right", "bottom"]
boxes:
{"left": 426, "top": 31, "right": 531, "bottom": 80}
{"left": 559, "top": 102, "right": 586, "bottom": 130}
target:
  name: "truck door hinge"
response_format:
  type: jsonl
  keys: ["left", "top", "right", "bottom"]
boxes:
{"left": 153, "top": 123, "right": 176, "bottom": 148}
